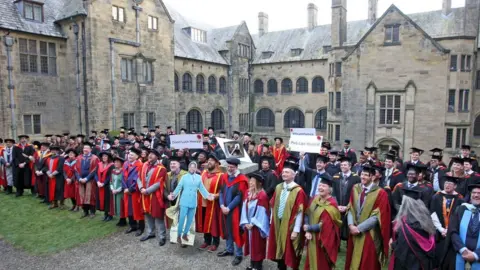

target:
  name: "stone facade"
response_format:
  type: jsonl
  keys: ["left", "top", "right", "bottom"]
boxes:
{"left": 1, "top": 0, "right": 480, "bottom": 162}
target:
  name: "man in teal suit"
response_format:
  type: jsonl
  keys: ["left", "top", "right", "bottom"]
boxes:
{"left": 168, "top": 161, "right": 214, "bottom": 245}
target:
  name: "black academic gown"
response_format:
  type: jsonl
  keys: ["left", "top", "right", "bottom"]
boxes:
{"left": 430, "top": 192, "right": 464, "bottom": 267}
{"left": 332, "top": 171, "right": 360, "bottom": 240}
{"left": 441, "top": 205, "right": 480, "bottom": 270}
{"left": 296, "top": 167, "right": 332, "bottom": 200}
{"left": 325, "top": 162, "right": 341, "bottom": 176}
{"left": 340, "top": 148, "right": 357, "bottom": 165}
{"left": 392, "top": 182, "right": 432, "bottom": 213}
{"left": 50, "top": 156, "right": 65, "bottom": 201}
{"left": 12, "top": 144, "right": 35, "bottom": 191}
{"left": 391, "top": 217, "right": 436, "bottom": 270}
{"left": 258, "top": 169, "right": 280, "bottom": 199}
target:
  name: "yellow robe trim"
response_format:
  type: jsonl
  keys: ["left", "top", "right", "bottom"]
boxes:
{"left": 272, "top": 183, "right": 304, "bottom": 260}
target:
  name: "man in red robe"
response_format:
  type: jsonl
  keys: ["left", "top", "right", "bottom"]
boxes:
{"left": 196, "top": 153, "right": 223, "bottom": 252}
{"left": 75, "top": 142, "right": 99, "bottom": 218}
{"left": 12, "top": 135, "right": 36, "bottom": 197}
{"left": 35, "top": 142, "right": 52, "bottom": 203}
{"left": 0, "top": 138, "right": 15, "bottom": 194}
{"left": 272, "top": 137, "right": 287, "bottom": 176}
{"left": 345, "top": 165, "right": 391, "bottom": 270}
{"left": 46, "top": 146, "right": 65, "bottom": 209}
{"left": 138, "top": 149, "right": 168, "bottom": 246}
{"left": 267, "top": 156, "right": 307, "bottom": 270}
{"left": 217, "top": 158, "right": 248, "bottom": 266}
{"left": 122, "top": 147, "right": 144, "bottom": 236}
{"left": 303, "top": 175, "right": 342, "bottom": 270}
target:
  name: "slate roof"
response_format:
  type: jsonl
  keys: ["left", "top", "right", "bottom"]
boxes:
{"left": 167, "top": 6, "right": 234, "bottom": 65}
{"left": 0, "top": 0, "right": 86, "bottom": 38}
{"left": 253, "top": 7, "right": 468, "bottom": 64}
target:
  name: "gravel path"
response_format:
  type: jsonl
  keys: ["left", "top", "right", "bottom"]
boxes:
{"left": 0, "top": 232, "right": 278, "bottom": 270}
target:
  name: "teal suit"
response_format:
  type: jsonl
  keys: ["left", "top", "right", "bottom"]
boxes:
{"left": 172, "top": 173, "right": 210, "bottom": 236}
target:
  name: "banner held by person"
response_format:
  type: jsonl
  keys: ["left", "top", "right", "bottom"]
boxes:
{"left": 169, "top": 134, "right": 203, "bottom": 150}
{"left": 288, "top": 135, "right": 323, "bottom": 153}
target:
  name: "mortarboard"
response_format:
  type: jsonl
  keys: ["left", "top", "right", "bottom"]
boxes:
{"left": 344, "top": 139, "right": 351, "bottom": 144}
{"left": 361, "top": 165, "right": 376, "bottom": 175}
{"left": 316, "top": 155, "right": 328, "bottom": 163}
{"left": 402, "top": 188, "right": 422, "bottom": 200}
{"left": 319, "top": 174, "right": 334, "bottom": 187}
{"left": 384, "top": 154, "right": 396, "bottom": 162}
{"left": 444, "top": 176, "right": 460, "bottom": 185}
{"left": 283, "top": 156, "right": 299, "bottom": 171}
{"left": 226, "top": 157, "right": 241, "bottom": 166}
{"left": 18, "top": 134, "right": 30, "bottom": 139}
{"left": 129, "top": 148, "right": 142, "bottom": 156}
{"left": 410, "top": 147, "right": 424, "bottom": 155}
{"left": 274, "top": 137, "right": 283, "bottom": 143}
{"left": 450, "top": 157, "right": 464, "bottom": 164}
{"left": 248, "top": 172, "right": 265, "bottom": 184}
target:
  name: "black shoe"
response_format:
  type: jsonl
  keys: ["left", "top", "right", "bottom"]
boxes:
{"left": 217, "top": 250, "right": 234, "bottom": 257}
{"left": 140, "top": 235, "right": 155, "bottom": 241}
{"left": 104, "top": 216, "right": 113, "bottom": 222}
{"left": 116, "top": 221, "right": 127, "bottom": 227}
{"left": 80, "top": 213, "right": 88, "bottom": 219}
{"left": 5, "top": 187, "right": 12, "bottom": 195}
{"left": 159, "top": 239, "right": 166, "bottom": 246}
{"left": 15, "top": 193, "right": 22, "bottom": 197}
{"left": 246, "top": 267, "right": 253, "bottom": 270}
{"left": 102, "top": 216, "right": 108, "bottom": 221}
{"left": 125, "top": 228, "right": 137, "bottom": 234}
{"left": 135, "top": 230, "right": 144, "bottom": 237}
{"left": 232, "top": 257, "right": 243, "bottom": 266}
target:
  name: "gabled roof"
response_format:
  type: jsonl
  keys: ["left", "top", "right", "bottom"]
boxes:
{"left": 55, "top": 0, "right": 87, "bottom": 23}
{"left": 0, "top": 0, "right": 69, "bottom": 38}
{"left": 342, "top": 4, "right": 449, "bottom": 61}
{"left": 253, "top": 6, "right": 466, "bottom": 64}
{"left": 167, "top": 5, "right": 237, "bottom": 65}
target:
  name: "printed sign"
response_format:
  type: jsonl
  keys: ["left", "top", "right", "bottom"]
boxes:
{"left": 169, "top": 134, "right": 203, "bottom": 149}
{"left": 289, "top": 135, "right": 323, "bottom": 153}
{"left": 290, "top": 128, "right": 316, "bottom": 136}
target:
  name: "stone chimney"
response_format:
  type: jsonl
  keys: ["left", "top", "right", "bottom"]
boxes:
{"left": 443, "top": 0, "right": 452, "bottom": 15}
{"left": 258, "top": 12, "right": 269, "bottom": 37}
{"left": 331, "top": 0, "right": 347, "bottom": 47}
{"left": 308, "top": 3, "right": 318, "bottom": 30}
{"left": 368, "top": 0, "right": 378, "bottom": 24}
{"left": 465, "top": 0, "right": 480, "bottom": 36}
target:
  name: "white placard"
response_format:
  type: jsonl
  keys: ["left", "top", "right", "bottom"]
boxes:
{"left": 289, "top": 128, "right": 316, "bottom": 136}
{"left": 215, "top": 137, "right": 253, "bottom": 164}
{"left": 288, "top": 135, "right": 323, "bottom": 153}
{"left": 169, "top": 134, "right": 203, "bottom": 149}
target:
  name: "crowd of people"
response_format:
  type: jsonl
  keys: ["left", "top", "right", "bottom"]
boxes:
{"left": 1, "top": 125, "right": 480, "bottom": 270}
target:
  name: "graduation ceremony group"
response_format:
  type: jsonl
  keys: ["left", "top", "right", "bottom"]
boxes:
{"left": 2, "top": 125, "right": 480, "bottom": 270}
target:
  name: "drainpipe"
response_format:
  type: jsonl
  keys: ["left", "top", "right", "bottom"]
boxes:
{"left": 110, "top": 39, "right": 117, "bottom": 130}
{"left": 4, "top": 36, "right": 16, "bottom": 138}
{"left": 133, "top": 5, "right": 142, "bottom": 43}
{"left": 227, "top": 67, "right": 233, "bottom": 135}
{"left": 81, "top": 21, "right": 89, "bottom": 135}
{"left": 73, "top": 23, "right": 83, "bottom": 134}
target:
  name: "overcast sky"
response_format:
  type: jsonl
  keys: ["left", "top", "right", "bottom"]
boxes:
{"left": 163, "top": 0, "right": 465, "bottom": 33}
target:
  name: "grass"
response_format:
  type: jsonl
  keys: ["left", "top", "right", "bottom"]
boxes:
{"left": 0, "top": 190, "right": 120, "bottom": 255}
{"left": 299, "top": 241, "right": 347, "bottom": 269}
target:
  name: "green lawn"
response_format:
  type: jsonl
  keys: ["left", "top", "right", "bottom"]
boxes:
{"left": 0, "top": 191, "right": 120, "bottom": 255}
{"left": 299, "top": 242, "right": 347, "bottom": 269}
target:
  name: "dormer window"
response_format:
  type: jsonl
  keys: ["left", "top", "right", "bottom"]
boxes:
{"left": 24, "top": 1, "right": 43, "bottom": 22}
{"left": 183, "top": 27, "right": 207, "bottom": 43}
{"left": 262, "top": 51, "right": 274, "bottom": 59}
{"left": 323, "top": 46, "right": 332, "bottom": 54}
{"left": 291, "top": 48, "right": 303, "bottom": 56}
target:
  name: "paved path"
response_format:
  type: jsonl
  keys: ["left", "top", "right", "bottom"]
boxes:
{"left": 0, "top": 232, "right": 278, "bottom": 270}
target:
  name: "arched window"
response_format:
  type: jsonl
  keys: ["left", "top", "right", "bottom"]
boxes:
{"left": 219, "top": 77, "right": 226, "bottom": 94}
{"left": 284, "top": 108, "right": 305, "bottom": 128}
{"left": 256, "top": 108, "right": 275, "bottom": 127}
{"left": 174, "top": 73, "right": 179, "bottom": 91}
{"left": 182, "top": 73, "right": 192, "bottom": 91}
{"left": 186, "top": 109, "right": 202, "bottom": 132}
{"left": 475, "top": 115, "right": 480, "bottom": 137}
{"left": 196, "top": 74, "right": 205, "bottom": 93}
{"left": 312, "top": 76, "right": 325, "bottom": 93}
{"left": 267, "top": 79, "right": 278, "bottom": 94}
{"left": 296, "top": 77, "right": 308, "bottom": 93}
{"left": 211, "top": 109, "right": 224, "bottom": 130}
{"left": 208, "top": 76, "right": 216, "bottom": 93}
{"left": 314, "top": 109, "right": 327, "bottom": 130}
{"left": 281, "top": 78, "right": 292, "bottom": 94}
{"left": 254, "top": 79, "right": 264, "bottom": 94}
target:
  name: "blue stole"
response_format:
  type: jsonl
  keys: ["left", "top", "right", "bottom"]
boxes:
{"left": 456, "top": 207, "right": 480, "bottom": 270}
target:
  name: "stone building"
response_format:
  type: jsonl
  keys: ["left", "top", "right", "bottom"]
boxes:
{"left": 1, "top": 0, "right": 480, "bottom": 160}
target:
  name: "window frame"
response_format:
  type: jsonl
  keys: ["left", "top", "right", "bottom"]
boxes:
{"left": 312, "top": 76, "right": 325, "bottom": 93}
{"left": 283, "top": 108, "right": 305, "bottom": 128}
{"left": 448, "top": 89, "right": 456, "bottom": 112}
{"left": 182, "top": 73, "right": 193, "bottom": 92}
{"left": 186, "top": 109, "right": 203, "bottom": 133}
{"left": 174, "top": 73, "right": 179, "bottom": 91}
{"left": 19, "top": 38, "right": 38, "bottom": 73}
{"left": 24, "top": 1, "right": 43, "bottom": 22}
{"left": 142, "top": 60, "right": 153, "bottom": 83}
{"left": 112, "top": 6, "right": 125, "bottom": 22}
{"left": 146, "top": 112, "right": 155, "bottom": 129}
{"left": 267, "top": 79, "right": 278, "bottom": 94}
{"left": 219, "top": 77, "right": 227, "bottom": 94}
{"left": 256, "top": 108, "right": 275, "bottom": 128}
{"left": 458, "top": 89, "right": 470, "bottom": 112}
{"left": 379, "top": 95, "right": 401, "bottom": 125}
{"left": 281, "top": 78, "right": 293, "bottom": 94}
{"left": 254, "top": 79, "right": 264, "bottom": 94}
{"left": 450, "top": 55, "right": 458, "bottom": 71}
{"left": 121, "top": 58, "right": 135, "bottom": 82}
{"left": 196, "top": 74, "right": 205, "bottom": 93}
{"left": 23, "top": 114, "right": 41, "bottom": 135}
{"left": 208, "top": 76, "right": 217, "bottom": 93}
{"left": 296, "top": 77, "right": 308, "bottom": 93}
{"left": 123, "top": 112, "right": 135, "bottom": 129}
{"left": 314, "top": 109, "right": 327, "bottom": 131}
{"left": 445, "top": 128, "right": 453, "bottom": 148}
{"left": 147, "top": 15, "right": 158, "bottom": 30}
{"left": 211, "top": 109, "right": 225, "bottom": 130}
{"left": 384, "top": 24, "right": 400, "bottom": 44}
{"left": 335, "top": 92, "right": 342, "bottom": 110}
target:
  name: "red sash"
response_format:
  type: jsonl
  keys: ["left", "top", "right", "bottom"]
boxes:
{"left": 97, "top": 162, "right": 114, "bottom": 210}
{"left": 47, "top": 157, "right": 60, "bottom": 202}
{"left": 140, "top": 162, "right": 167, "bottom": 214}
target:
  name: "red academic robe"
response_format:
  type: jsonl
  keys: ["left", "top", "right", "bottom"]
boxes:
{"left": 122, "top": 160, "right": 144, "bottom": 221}
{"left": 345, "top": 184, "right": 391, "bottom": 270}
{"left": 140, "top": 162, "right": 167, "bottom": 218}
{"left": 273, "top": 145, "right": 287, "bottom": 175}
{"left": 243, "top": 190, "right": 270, "bottom": 261}
{"left": 75, "top": 154, "right": 99, "bottom": 206}
{"left": 47, "top": 156, "right": 61, "bottom": 202}
{"left": 63, "top": 159, "right": 77, "bottom": 199}
{"left": 195, "top": 169, "right": 223, "bottom": 237}
{"left": 0, "top": 146, "right": 5, "bottom": 189}
{"left": 96, "top": 162, "right": 114, "bottom": 212}
{"left": 304, "top": 197, "right": 341, "bottom": 270}
{"left": 267, "top": 184, "right": 307, "bottom": 269}
{"left": 220, "top": 173, "right": 249, "bottom": 247}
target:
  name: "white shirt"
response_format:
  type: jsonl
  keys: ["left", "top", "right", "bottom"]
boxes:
{"left": 279, "top": 181, "right": 303, "bottom": 233}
